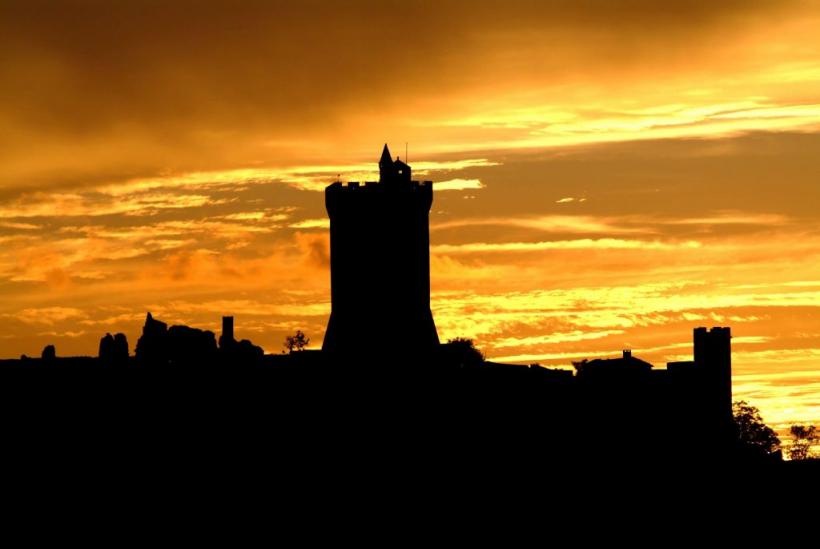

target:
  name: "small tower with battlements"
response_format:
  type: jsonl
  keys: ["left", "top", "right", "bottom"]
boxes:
{"left": 220, "top": 316, "right": 235, "bottom": 349}
{"left": 694, "top": 326, "right": 733, "bottom": 425}
{"left": 323, "top": 144, "right": 439, "bottom": 359}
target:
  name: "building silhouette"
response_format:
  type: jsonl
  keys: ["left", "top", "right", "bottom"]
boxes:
{"left": 575, "top": 328, "right": 733, "bottom": 421}
{"left": 665, "top": 326, "right": 734, "bottom": 446}
{"left": 574, "top": 349, "right": 653, "bottom": 380}
{"left": 322, "top": 144, "right": 439, "bottom": 358}
{"left": 566, "top": 327, "right": 737, "bottom": 458}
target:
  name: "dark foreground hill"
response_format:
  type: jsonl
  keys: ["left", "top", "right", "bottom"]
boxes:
{"left": 0, "top": 352, "right": 803, "bottom": 473}
{"left": 2, "top": 354, "right": 818, "bottom": 520}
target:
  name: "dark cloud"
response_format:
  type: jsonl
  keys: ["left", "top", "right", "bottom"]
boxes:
{"left": 0, "top": 0, "right": 805, "bottom": 189}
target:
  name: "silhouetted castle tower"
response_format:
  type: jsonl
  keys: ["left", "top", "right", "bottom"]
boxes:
{"left": 323, "top": 144, "right": 439, "bottom": 358}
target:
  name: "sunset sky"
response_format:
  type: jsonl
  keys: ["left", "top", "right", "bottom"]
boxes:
{"left": 1, "top": 0, "right": 819, "bottom": 431}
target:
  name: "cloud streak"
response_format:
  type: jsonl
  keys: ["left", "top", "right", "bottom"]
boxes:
{"left": 432, "top": 238, "right": 701, "bottom": 254}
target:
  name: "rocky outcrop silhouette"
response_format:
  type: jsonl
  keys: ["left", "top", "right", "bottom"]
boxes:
{"left": 99, "top": 333, "right": 129, "bottom": 365}
{"left": 41, "top": 344, "right": 56, "bottom": 361}
{"left": 219, "top": 337, "right": 264, "bottom": 363}
{"left": 166, "top": 325, "right": 217, "bottom": 366}
{"left": 135, "top": 312, "right": 168, "bottom": 364}
{"left": 135, "top": 312, "right": 221, "bottom": 367}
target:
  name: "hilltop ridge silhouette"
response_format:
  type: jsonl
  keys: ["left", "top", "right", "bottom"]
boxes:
{"left": 0, "top": 146, "right": 803, "bottom": 473}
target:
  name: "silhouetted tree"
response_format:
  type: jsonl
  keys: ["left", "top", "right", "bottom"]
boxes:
{"left": 732, "top": 401, "right": 781, "bottom": 457}
{"left": 284, "top": 330, "right": 310, "bottom": 353}
{"left": 787, "top": 424, "right": 817, "bottom": 461}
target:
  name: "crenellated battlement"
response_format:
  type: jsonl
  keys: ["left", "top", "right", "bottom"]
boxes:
{"left": 326, "top": 180, "right": 433, "bottom": 192}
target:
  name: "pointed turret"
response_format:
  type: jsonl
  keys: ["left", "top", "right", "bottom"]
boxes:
{"left": 379, "top": 143, "right": 392, "bottom": 166}
{"left": 379, "top": 144, "right": 396, "bottom": 182}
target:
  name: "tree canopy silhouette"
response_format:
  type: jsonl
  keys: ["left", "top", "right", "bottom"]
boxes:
{"left": 284, "top": 330, "right": 310, "bottom": 353}
{"left": 441, "top": 337, "right": 485, "bottom": 367}
{"left": 732, "top": 400, "right": 781, "bottom": 457}
{"left": 787, "top": 424, "right": 817, "bottom": 461}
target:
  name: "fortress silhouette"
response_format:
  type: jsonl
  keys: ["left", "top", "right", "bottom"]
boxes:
{"left": 323, "top": 145, "right": 439, "bottom": 358}
{"left": 0, "top": 145, "right": 779, "bottom": 467}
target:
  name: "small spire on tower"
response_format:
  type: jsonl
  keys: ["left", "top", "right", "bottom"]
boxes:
{"left": 379, "top": 144, "right": 392, "bottom": 168}
{"left": 379, "top": 143, "right": 395, "bottom": 183}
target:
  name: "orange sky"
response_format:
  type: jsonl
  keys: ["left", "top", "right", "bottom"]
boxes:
{"left": 1, "top": 0, "right": 819, "bottom": 432}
